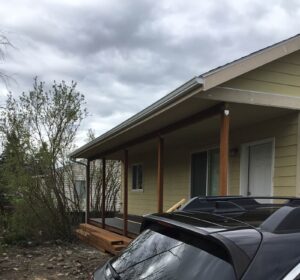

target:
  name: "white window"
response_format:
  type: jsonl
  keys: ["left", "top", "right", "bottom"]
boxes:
{"left": 132, "top": 164, "right": 143, "bottom": 190}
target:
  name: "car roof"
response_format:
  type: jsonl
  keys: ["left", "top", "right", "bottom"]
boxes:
{"left": 153, "top": 208, "right": 276, "bottom": 233}
{"left": 175, "top": 196, "right": 300, "bottom": 234}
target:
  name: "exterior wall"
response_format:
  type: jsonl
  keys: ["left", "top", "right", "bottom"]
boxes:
{"left": 127, "top": 146, "right": 157, "bottom": 215}
{"left": 127, "top": 146, "right": 193, "bottom": 216}
{"left": 221, "top": 50, "right": 300, "bottom": 97}
{"left": 125, "top": 112, "right": 299, "bottom": 216}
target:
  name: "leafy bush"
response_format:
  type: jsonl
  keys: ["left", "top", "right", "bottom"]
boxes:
{"left": 0, "top": 79, "right": 88, "bottom": 243}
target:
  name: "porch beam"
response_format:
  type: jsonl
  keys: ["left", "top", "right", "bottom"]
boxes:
{"left": 101, "top": 158, "right": 106, "bottom": 228}
{"left": 85, "top": 160, "right": 90, "bottom": 223}
{"left": 90, "top": 103, "right": 223, "bottom": 160}
{"left": 157, "top": 137, "right": 164, "bottom": 213}
{"left": 123, "top": 150, "right": 128, "bottom": 236}
{"left": 219, "top": 106, "right": 230, "bottom": 196}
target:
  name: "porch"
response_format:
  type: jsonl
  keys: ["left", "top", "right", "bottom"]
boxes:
{"left": 89, "top": 215, "right": 141, "bottom": 238}
{"left": 82, "top": 100, "right": 296, "bottom": 239}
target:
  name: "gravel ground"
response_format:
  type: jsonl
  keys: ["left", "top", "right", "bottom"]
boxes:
{"left": 0, "top": 242, "right": 111, "bottom": 280}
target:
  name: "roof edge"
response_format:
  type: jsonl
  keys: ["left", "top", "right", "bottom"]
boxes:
{"left": 201, "top": 33, "right": 300, "bottom": 90}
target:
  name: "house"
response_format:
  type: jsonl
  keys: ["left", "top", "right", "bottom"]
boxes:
{"left": 63, "top": 160, "right": 121, "bottom": 213}
{"left": 71, "top": 34, "right": 300, "bottom": 238}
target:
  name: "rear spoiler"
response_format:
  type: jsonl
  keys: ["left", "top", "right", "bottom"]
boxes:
{"left": 141, "top": 214, "right": 257, "bottom": 280}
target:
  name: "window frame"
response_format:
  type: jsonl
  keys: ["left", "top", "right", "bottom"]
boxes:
{"left": 131, "top": 163, "right": 143, "bottom": 192}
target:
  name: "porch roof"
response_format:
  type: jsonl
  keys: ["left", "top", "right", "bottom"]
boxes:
{"left": 70, "top": 34, "right": 300, "bottom": 160}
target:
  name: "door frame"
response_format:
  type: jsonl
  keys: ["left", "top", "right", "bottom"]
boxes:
{"left": 239, "top": 138, "right": 275, "bottom": 196}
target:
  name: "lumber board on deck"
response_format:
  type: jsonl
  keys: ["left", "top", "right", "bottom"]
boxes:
{"left": 79, "top": 223, "right": 132, "bottom": 245}
{"left": 76, "top": 223, "right": 132, "bottom": 255}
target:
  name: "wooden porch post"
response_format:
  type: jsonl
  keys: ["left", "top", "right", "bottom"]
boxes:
{"left": 157, "top": 137, "right": 164, "bottom": 213}
{"left": 123, "top": 150, "right": 128, "bottom": 236}
{"left": 219, "top": 106, "right": 230, "bottom": 196}
{"left": 102, "top": 158, "right": 106, "bottom": 229}
{"left": 85, "top": 160, "right": 90, "bottom": 223}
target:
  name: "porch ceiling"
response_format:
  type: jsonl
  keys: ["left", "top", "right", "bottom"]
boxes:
{"left": 90, "top": 102, "right": 293, "bottom": 161}
{"left": 163, "top": 103, "right": 292, "bottom": 149}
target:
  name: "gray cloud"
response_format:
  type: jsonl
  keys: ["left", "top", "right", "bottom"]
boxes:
{"left": 0, "top": 0, "right": 300, "bottom": 147}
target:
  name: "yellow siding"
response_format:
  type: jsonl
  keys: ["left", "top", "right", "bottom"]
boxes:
{"left": 126, "top": 145, "right": 192, "bottom": 215}
{"left": 222, "top": 50, "right": 300, "bottom": 97}
{"left": 125, "top": 113, "right": 298, "bottom": 215}
{"left": 127, "top": 149, "right": 157, "bottom": 215}
{"left": 163, "top": 148, "right": 190, "bottom": 211}
{"left": 273, "top": 186, "right": 296, "bottom": 196}
{"left": 275, "top": 156, "right": 297, "bottom": 167}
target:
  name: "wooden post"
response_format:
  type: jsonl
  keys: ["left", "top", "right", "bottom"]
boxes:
{"left": 157, "top": 137, "right": 164, "bottom": 213}
{"left": 102, "top": 158, "right": 106, "bottom": 229}
{"left": 85, "top": 160, "right": 90, "bottom": 224}
{"left": 123, "top": 150, "right": 128, "bottom": 236}
{"left": 219, "top": 107, "right": 230, "bottom": 196}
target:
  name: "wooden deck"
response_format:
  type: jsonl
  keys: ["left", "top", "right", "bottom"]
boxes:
{"left": 75, "top": 223, "right": 132, "bottom": 255}
{"left": 89, "top": 216, "right": 141, "bottom": 238}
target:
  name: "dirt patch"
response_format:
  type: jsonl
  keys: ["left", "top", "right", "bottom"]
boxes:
{"left": 0, "top": 242, "right": 111, "bottom": 280}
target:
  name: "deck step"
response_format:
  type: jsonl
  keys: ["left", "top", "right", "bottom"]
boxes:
{"left": 79, "top": 223, "right": 132, "bottom": 245}
{"left": 75, "top": 229, "right": 89, "bottom": 241}
{"left": 76, "top": 223, "right": 132, "bottom": 255}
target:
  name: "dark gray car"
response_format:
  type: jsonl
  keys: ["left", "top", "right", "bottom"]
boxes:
{"left": 93, "top": 196, "right": 300, "bottom": 280}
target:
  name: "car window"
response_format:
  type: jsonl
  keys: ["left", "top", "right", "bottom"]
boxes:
{"left": 111, "top": 229, "right": 236, "bottom": 280}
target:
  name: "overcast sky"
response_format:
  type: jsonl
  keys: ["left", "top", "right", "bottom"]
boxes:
{"left": 0, "top": 0, "right": 299, "bottom": 147}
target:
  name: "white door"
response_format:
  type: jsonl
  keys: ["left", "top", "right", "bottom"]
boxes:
{"left": 241, "top": 141, "right": 273, "bottom": 196}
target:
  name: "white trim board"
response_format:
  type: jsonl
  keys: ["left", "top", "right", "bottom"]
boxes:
{"left": 199, "top": 86, "right": 300, "bottom": 110}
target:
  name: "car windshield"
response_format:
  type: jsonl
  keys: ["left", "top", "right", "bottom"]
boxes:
{"left": 111, "top": 229, "right": 236, "bottom": 280}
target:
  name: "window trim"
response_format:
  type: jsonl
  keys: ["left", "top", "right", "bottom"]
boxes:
{"left": 283, "top": 263, "right": 300, "bottom": 280}
{"left": 131, "top": 163, "right": 143, "bottom": 192}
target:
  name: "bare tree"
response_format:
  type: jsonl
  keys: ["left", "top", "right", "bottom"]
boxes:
{"left": 87, "top": 130, "right": 121, "bottom": 215}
